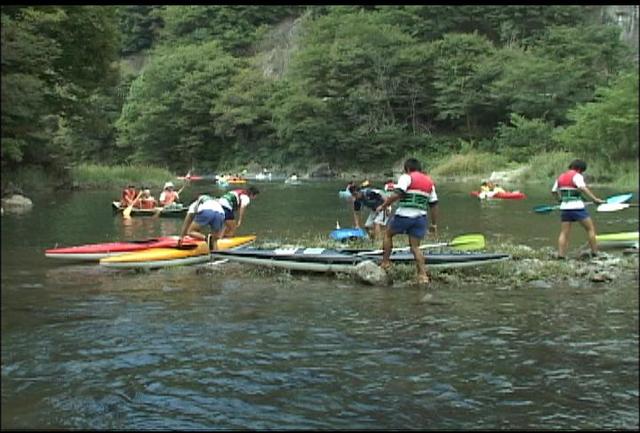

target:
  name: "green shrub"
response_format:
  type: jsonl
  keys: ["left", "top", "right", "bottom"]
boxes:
{"left": 72, "top": 163, "right": 175, "bottom": 189}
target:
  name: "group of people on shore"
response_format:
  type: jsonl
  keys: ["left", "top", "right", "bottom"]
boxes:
{"left": 341, "top": 157, "right": 605, "bottom": 283}
{"left": 121, "top": 157, "right": 606, "bottom": 285}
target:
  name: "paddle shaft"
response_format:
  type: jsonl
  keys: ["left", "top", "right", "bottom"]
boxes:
{"left": 123, "top": 191, "right": 143, "bottom": 219}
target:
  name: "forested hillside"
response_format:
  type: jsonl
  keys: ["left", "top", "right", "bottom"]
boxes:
{"left": 2, "top": 5, "right": 638, "bottom": 188}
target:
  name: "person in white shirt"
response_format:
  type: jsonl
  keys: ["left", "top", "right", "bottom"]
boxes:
{"left": 177, "top": 194, "right": 226, "bottom": 251}
{"left": 551, "top": 159, "right": 604, "bottom": 259}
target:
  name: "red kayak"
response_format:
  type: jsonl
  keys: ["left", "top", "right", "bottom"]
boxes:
{"left": 471, "top": 191, "right": 526, "bottom": 200}
{"left": 45, "top": 236, "right": 200, "bottom": 261}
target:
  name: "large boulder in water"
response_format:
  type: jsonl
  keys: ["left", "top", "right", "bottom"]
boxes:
{"left": 354, "top": 260, "right": 390, "bottom": 285}
{"left": 1, "top": 194, "right": 33, "bottom": 214}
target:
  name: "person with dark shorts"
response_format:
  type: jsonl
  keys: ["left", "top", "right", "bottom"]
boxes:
{"left": 376, "top": 158, "right": 439, "bottom": 284}
{"left": 177, "top": 194, "right": 226, "bottom": 251}
{"left": 551, "top": 159, "right": 605, "bottom": 259}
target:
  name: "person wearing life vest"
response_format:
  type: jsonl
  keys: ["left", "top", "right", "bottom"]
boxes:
{"left": 137, "top": 187, "right": 157, "bottom": 209}
{"left": 551, "top": 159, "right": 604, "bottom": 259}
{"left": 218, "top": 186, "right": 259, "bottom": 237}
{"left": 383, "top": 179, "right": 395, "bottom": 193}
{"left": 177, "top": 193, "right": 226, "bottom": 251}
{"left": 120, "top": 184, "right": 137, "bottom": 207}
{"left": 349, "top": 184, "right": 389, "bottom": 241}
{"left": 376, "top": 158, "right": 439, "bottom": 284}
{"left": 159, "top": 181, "right": 186, "bottom": 208}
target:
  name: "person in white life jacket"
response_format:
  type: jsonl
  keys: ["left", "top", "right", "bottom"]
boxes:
{"left": 551, "top": 159, "right": 604, "bottom": 259}
{"left": 376, "top": 158, "right": 439, "bottom": 284}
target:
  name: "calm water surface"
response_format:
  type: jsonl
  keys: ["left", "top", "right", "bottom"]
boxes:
{"left": 2, "top": 180, "right": 638, "bottom": 429}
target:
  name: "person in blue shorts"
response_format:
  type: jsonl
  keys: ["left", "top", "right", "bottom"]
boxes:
{"left": 177, "top": 194, "right": 226, "bottom": 251}
{"left": 551, "top": 159, "right": 604, "bottom": 259}
{"left": 376, "top": 158, "right": 439, "bottom": 284}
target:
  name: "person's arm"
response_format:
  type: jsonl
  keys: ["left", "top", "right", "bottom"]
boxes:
{"left": 579, "top": 186, "right": 604, "bottom": 204}
{"left": 376, "top": 191, "right": 402, "bottom": 213}
{"left": 236, "top": 206, "right": 246, "bottom": 228}
{"left": 352, "top": 208, "right": 361, "bottom": 228}
{"left": 178, "top": 213, "right": 195, "bottom": 245}
{"left": 428, "top": 203, "right": 438, "bottom": 236}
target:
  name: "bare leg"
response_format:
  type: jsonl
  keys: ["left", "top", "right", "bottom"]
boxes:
{"left": 578, "top": 217, "right": 598, "bottom": 254}
{"left": 409, "top": 236, "right": 429, "bottom": 283}
{"left": 223, "top": 219, "right": 236, "bottom": 237}
{"left": 380, "top": 229, "right": 394, "bottom": 270}
{"left": 558, "top": 221, "right": 572, "bottom": 258}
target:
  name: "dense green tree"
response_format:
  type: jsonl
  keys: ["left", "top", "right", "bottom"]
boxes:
{"left": 116, "top": 42, "right": 239, "bottom": 170}
{"left": 555, "top": 70, "right": 639, "bottom": 163}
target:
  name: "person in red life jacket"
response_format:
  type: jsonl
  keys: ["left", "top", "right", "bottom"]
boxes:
{"left": 551, "top": 159, "right": 604, "bottom": 259}
{"left": 376, "top": 158, "right": 439, "bottom": 284}
{"left": 137, "top": 188, "right": 157, "bottom": 209}
{"left": 120, "top": 184, "right": 137, "bottom": 207}
{"left": 159, "top": 181, "right": 186, "bottom": 208}
{"left": 218, "top": 186, "right": 259, "bottom": 237}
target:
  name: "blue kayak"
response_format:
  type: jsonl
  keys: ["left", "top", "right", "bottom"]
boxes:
{"left": 330, "top": 228, "right": 368, "bottom": 241}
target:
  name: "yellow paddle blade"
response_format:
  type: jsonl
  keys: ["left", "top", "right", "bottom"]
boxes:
{"left": 449, "top": 234, "right": 485, "bottom": 250}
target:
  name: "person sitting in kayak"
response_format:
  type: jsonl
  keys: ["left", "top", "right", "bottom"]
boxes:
{"left": 384, "top": 179, "right": 395, "bottom": 193}
{"left": 178, "top": 194, "right": 226, "bottom": 251}
{"left": 376, "top": 158, "right": 439, "bottom": 285}
{"left": 159, "top": 181, "right": 185, "bottom": 208}
{"left": 137, "top": 188, "right": 157, "bottom": 209}
{"left": 218, "top": 186, "right": 259, "bottom": 237}
{"left": 479, "top": 181, "right": 506, "bottom": 199}
{"left": 120, "top": 184, "right": 138, "bottom": 207}
{"left": 551, "top": 159, "right": 604, "bottom": 259}
{"left": 349, "top": 184, "right": 389, "bottom": 241}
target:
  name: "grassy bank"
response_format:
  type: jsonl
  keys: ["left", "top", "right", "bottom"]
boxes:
{"left": 72, "top": 163, "right": 176, "bottom": 190}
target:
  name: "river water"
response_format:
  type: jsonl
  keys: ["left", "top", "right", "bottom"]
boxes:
{"left": 2, "top": 180, "right": 638, "bottom": 429}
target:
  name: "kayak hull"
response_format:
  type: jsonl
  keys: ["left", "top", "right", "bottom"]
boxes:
{"left": 471, "top": 191, "right": 526, "bottom": 200}
{"left": 112, "top": 201, "right": 187, "bottom": 217}
{"left": 99, "top": 235, "right": 256, "bottom": 269}
{"left": 212, "top": 247, "right": 510, "bottom": 273}
{"left": 596, "top": 231, "right": 639, "bottom": 249}
{"left": 45, "top": 236, "right": 200, "bottom": 261}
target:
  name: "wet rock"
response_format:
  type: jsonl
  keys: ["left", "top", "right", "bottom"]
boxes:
{"left": 354, "top": 260, "right": 389, "bottom": 285}
{"left": 529, "top": 279, "right": 552, "bottom": 289}
{"left": 590, "top": 272, "right": 614, "bottom": 283}
{"left": 1, "top": 194, "right": 33, "bottom": 214}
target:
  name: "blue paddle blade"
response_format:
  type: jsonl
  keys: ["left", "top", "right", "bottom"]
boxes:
{"left": 606, "top": 193, "right": 633, "bottom": 204}
{"left": 533, "top": 204, "right": 559, "bottom": 213}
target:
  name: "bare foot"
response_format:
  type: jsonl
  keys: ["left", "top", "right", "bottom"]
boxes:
{"left": 380, "top": 261, "right": 392, "bottom": 271}
{"left": 417, "top": 274, "right": 431, "bottom": 285}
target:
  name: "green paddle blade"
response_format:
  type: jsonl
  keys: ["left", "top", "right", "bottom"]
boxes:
{"left": 448, "top": 233, "right": 485, "bottom": 250}
{"left": 533, "top": 204, "right": 559, "bottom": 213}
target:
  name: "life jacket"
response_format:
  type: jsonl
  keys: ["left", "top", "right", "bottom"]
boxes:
{"left": 398, "top": 172, "right": 434, "bottom": 210}
{"left": 556, "top": 169, "right": 583, "bottom": 202}
{"left": 139, "top": 197, "right": 156, "bottom": 209}
{"left": 121, "top": 188, "right": 137, "bottom": 206}
{"left": 161, "top": 190, "right": 179, "bottom": 206}
{"left": 221, "top": 189, "right": 247, "bottom": 211}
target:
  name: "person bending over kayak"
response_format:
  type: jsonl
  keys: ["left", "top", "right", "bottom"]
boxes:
{"left": 218, "top": 186, "right": 259, "bottom": 237}
{"left": 551, "top": 159, "right": 604, "bottom": 259}
{"left": 349, "top": 184, "right": 389, "bottom": 241}
{"left": 376, "top": 158, "right": 439, "bottom": 284}
{"left": 178, "top": 194, "right": 226, "bottom": 251}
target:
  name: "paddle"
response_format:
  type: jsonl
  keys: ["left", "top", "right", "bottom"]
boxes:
{"left": 533, "top": 193, "right": 633, "bottom": 214}
{"left": 123, "top": 191, "right": 143, "bottom": 219}
{"left": 597, "top": 202, "right": 639, "bottom": 212}
{"left": 352, "top": 233, "right": 486, "bottom": 256}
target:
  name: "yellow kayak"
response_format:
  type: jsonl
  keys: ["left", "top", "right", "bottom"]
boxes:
{"left": 100, "top": 235, "right": 256, "bottom": 269}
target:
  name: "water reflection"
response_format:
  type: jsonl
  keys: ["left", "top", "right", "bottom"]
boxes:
{"left": 1, "top": 182, "right": 638, "bottom": 429}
